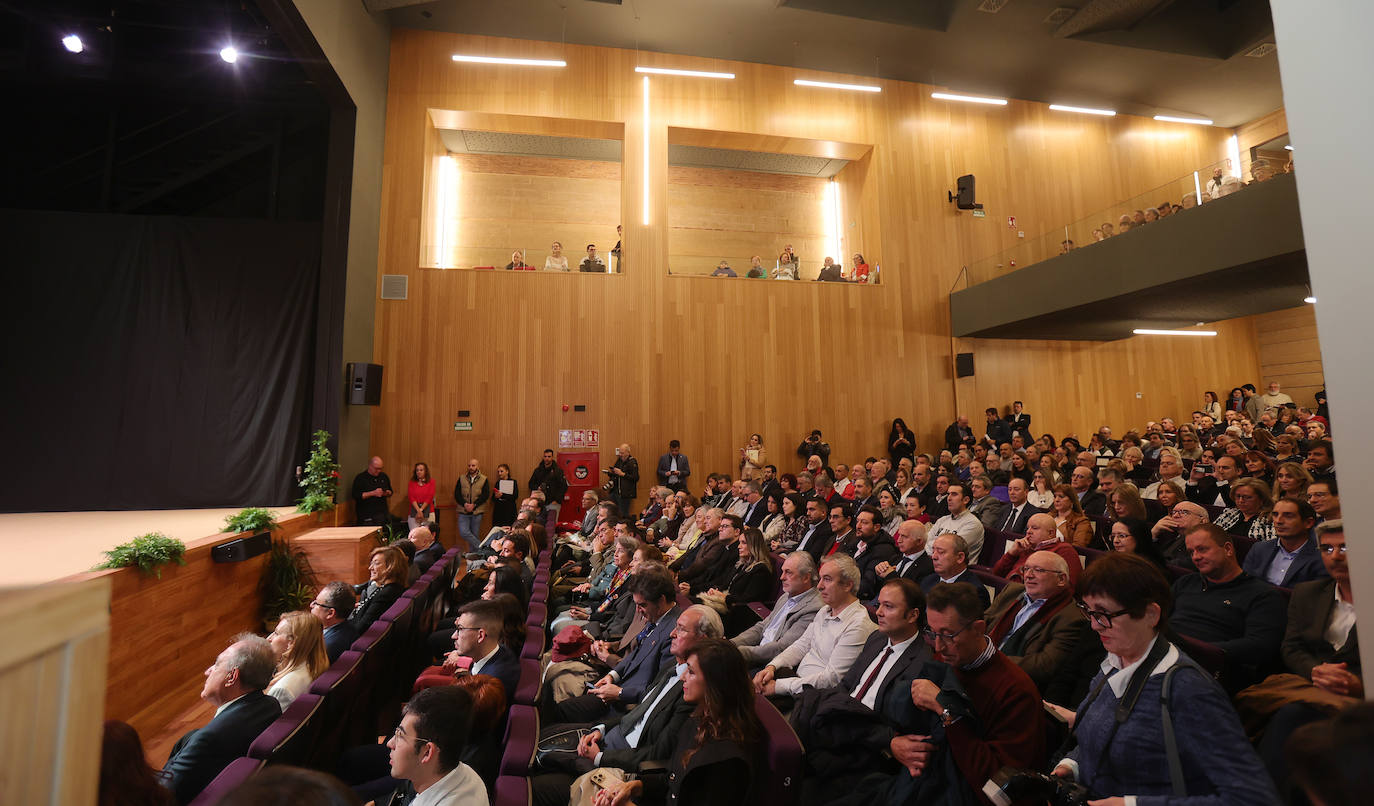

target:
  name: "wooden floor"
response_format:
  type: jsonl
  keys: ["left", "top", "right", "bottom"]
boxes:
{"left": 0, "top": 506, "right": 299, "bottom": 586}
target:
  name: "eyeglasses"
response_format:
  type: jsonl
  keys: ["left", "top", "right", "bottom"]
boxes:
{"left": 1170, "top": 508, "right": 1199, "bottom": 518}
{"left": 1319, "top": 544, "right": 1348, "bottom": 556}
{"left": 308, "top": 600, "right": 330, "bottom": 610}
{"left": 1076, "top": 601, "right": 1133, "bottom": 628}
{"left": 921, "top": 624, "right": 971, "bottom": 644}
{"left": 452, "top": 626, "right": 482, "bottom": 634}
{"left": 1020, "top": 565, "right": 1065, "bottom": 577}
{"left": 392, "top": 725, "right": 434, "bottom": 747}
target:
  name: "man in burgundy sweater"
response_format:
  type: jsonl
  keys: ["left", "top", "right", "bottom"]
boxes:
{"left": 890, "top": 582, "right": 1047, "bottom": 805}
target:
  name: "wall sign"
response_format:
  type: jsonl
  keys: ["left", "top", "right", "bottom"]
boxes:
{"left": 559, "top": 429, "right": 600, "bottom": 448}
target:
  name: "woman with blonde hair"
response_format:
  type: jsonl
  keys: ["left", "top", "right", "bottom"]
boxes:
{"left": 266, "top": 610, "right": 330, "bottom": 710}
{"left": 739, "top": 433, "right": 766, "bottom": 481}
{"left": 349, "top": 545, "right": 409, "bottom": 633}
{"left": 1275, "top": 462, "right": 1314, "bottom": 500}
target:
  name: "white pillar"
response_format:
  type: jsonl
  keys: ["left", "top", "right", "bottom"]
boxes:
{"left": 1270, "top": 0, "right": 1374, "bottom": 686}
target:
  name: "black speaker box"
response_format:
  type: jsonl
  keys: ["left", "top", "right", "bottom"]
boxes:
{"left": 211, "top": 531, "right": 272, "bottom": 563}
{"left": 347, "top": 362, "right": 383, "bottom": 406}
{"left": 956, "top": 352, "right": 975, "bottom": 378}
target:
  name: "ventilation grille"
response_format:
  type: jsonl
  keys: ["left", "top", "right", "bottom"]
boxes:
{"left": 1044, "top": 6, "right": 1077, "bottom": 25}
{"left": 381, "top": 274, "right": 408, "bottom": 300}
{"left": 1246, "top": 42, "right": 1277, "bottom": 58}
{"left": 978, "top": 0, "right": 1012, "bottom": 13}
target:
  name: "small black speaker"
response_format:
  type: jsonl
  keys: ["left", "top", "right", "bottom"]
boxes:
{"left": 211, "top": 531, "right": 272, "bottom": 563}
{"left": 956, "top": 352, "right": 975, "bottom": 378}
{"left": 950, "top": 174, "right": 982, "bottom": 210}
{"left": 347, "top": 362, "right": 383, "bottom": 406}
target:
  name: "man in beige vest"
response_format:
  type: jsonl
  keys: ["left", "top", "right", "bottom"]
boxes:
{"left": 454, "top": 458, "right": 489, "bottom": 551}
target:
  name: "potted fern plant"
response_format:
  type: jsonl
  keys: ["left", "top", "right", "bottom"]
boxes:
{"left": 260, "top": 537, "right": 320, "bottom": 630}
{"left": 95, "top": 532, "right": 187, "bottom": 578}
{"left": 222, "top": 507, "right": 279, "bottom": 534}
{"left": 297, "top": 429, "right": 341, "bottom": 526}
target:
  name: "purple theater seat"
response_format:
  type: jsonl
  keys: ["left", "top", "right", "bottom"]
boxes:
{"left": 1076, "top": 545, "right": 1108, "bottom": 567}
{"left": 530, "top": 583, "right": 550, "bottom": 602}
{"left": 311, "top": 650, "right": 363, "bottom": 696}
{"left": 979, "top": 530, "right": 1010, "bottom": 566}
{"left": 526, "top": 602, "right": 547, "bottom": 628}
{"left": 186, "top": 756, "right": 264, "bottom": 806}
{"left": 350, "top": 618, "right": 391, "bottom": 654}
{"left": 749, "top": 601, "right": 772, "bottom": 621}
{"left": 493, "top": 775, "right": 532, "bottom": 806}
{"left": 768, "top": 552, "right": 785, "bottom": 601}
{"left": 248, "top": 693, "right": 323, "bottom": 765}
{"left": 521, "top": 626, "right": 546, "bottom": 660}
{"left": 499, "top": 704, "right": 539, "bottom": 776}
{"left": 990, "top": 485, "right": 1011, "bottom": 503}
{"left": 1176, "top": 633, "right": 1227, "bottom": 682}
{"left": 514, "top": 657, "right": 541, "bottom": 706}
{"left": 381, "top": 596, "right": 415, "bottom": 631}
{"left": 753, "top": 694, "right": 804, "bottom": 806}
{"left": 971, "top": 566, "right": 1012, "bottom": 596}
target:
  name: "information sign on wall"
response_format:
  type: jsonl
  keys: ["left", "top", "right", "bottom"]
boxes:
{"left": 559, "top": 429, "right": 600, "bottom": 448}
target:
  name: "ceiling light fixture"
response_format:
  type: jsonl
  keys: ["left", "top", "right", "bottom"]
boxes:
{"left": 932, "top": 91, "right": 1008, "bottom": 106}
{"left": 795, "top": 78, "right": 881, "bottom": 93}
{"left": 1153, "top": 115, "right": 1213, "bottom": 125}
{"left": 219, "top": 46, "right": 238, "bottom": 64}
{"left": 62, "top": 34, "right": 84, "bottom": 53}
{"left": 635, "top": 66, "right": 734, "bottom": 79}
{"left": 1285, "top": 145, "right": 1294, "bottom": 151}
{"left": 1304, "top": 296, "right": 1317, "bottom": 304}
{"left": 1132, "top": 328, "right": 1218, "bottom": 337}
{"left": 451, "top": 54, "right": 566, "bottom": 67}
{"left": 1049, "top": 103, "right": 1116, "bottom": 116}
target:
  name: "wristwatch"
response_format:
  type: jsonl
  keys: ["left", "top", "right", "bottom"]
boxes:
{"left": 941, "top": 707, "right": 962, "bottom": 727}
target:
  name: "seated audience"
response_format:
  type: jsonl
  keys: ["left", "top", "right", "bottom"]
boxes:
{"left": 991, "top": 512, "right": 1083, "bottom": 586}
{"left": 1307, "top": 477, "right": 1340, "bottom": 523}
{"left": 101, "top": 720, "right": 174, "bottom": 806}
{"left": 349, "top": 546, "right": 408, "bottom": 634}
{"left": 850, "top": 505, "right": 899, "bottom": 599}
{"left": 1109, "top": 516, "right": 1168, "bottom": 571}
{"left": 309, "top": 581, "right": 358, "bottom": 662}
{"left": 733, "top": 552, "right": 824, "bottom": 665}
{"left": 1141, "top": 447, "right": 1185, "bottom": 499}
{"left": 1242, "top": 497, "right": 1329, "bottom": 587}
{"left": 1069, "top": 466, "right": 1106, "bottom": 517}
{"left": 928, "top": 481, "right": 985, "bottom": 563}
{"left": 919, "top": 532, "right": 991, "bottom": 609}
{"left": 986, "top": 550, "right": 1098, "bottom": 705}
{"left": 992, "top": 477, "right": 1041, "bottom": 534}
{"left": 1172, "top": 524, "right": 1287, "bottom": 687}
{"left": 869, "top": 519, "right": 934, "bottom": 592}
{"left": 1304, "top": 439, "right": 1335, "bottom": 483}
{"left": 1286, "top": 703, "right": 1374, "bottom": 806}
{"left": 162, "top": 634, "right": 282, "bottom": 804}
{"left": 409, "top": 525, "right": 445, "bottom": 576}
{"left": 384, "top": 686, "right": 487, "bottom": 805}
{"left": 216, "top": 766, "right": 360, "bottom": 805}
{"left": 1052, "top": 553, "right": 1278, "bottom": 804}
{"left": 1049, "top": 482, "right": 1095, "bottom": 547}
{"left": 1150, "top": 499, "right": 1209, "bottom": 569}
{"left": 265, "top": 610, "right": 329, "bottom": 710}
{"left": 593, "top": 638, "right": 765, "bottom": 806}
{"left": 1187, "top": 454, "right": 1241, "bottom": 508}
{"left": 967, "top": 474, "right": 1005, "bottom": 531}
{"left": 416, "top": 600, "right": 521, "bottom": 699}
{"left": 552, "top": 534, "right": 635, "bottom": 633}
{"left": 679, "top": 513, "right": 742, "bottom": 596}
{"left": 1214, "top": 478, "right": 1276, "bottom": 542}
{"left": 753, "top": 554, "right": 876, "bottom": 700}
{"left": 698, "top": 526, "right": 774, "bottom": 634}
{"left": 792, "top": 498, "right": 834, "bottom": 562}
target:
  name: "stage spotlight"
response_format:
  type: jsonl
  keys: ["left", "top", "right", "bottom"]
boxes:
{"left": 220, "top": 46, "right": 238, "bottom": 64}
{"left": 62, "top": 34, "right": 84, "bottom": 53}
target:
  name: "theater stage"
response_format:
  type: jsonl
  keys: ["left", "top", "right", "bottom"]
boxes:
{"left": 0, "top": 506, "right": 300, "bottom": 587}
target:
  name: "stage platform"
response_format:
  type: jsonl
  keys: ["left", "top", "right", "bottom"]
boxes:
{"left": 0, "top": 506, "right": 299, "bottom": 587}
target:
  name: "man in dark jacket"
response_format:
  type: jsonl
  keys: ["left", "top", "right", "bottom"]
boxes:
{"left": 530, "top": 448, "right": 569, "bottom": 531}
{"left": 655, "top": 440, "right": 691, "bottom": 492}
{"left": 162, "top": 635, "right": 283, "bottom": 805}
{"left": 852, "top": 506, "right": 899, "bottom": 600}
{"left": 311, "top": 581, "right": 359, "bottom": 662}
{"left": 797, "top": 429, "right": 832, "bottom": 465}
{"left": 944, "top": 416, "right": 976, "bottom": 454}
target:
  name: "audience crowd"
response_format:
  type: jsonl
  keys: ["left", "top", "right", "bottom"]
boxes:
{"left": 104, "top": 377, "right": 1370, "bottom": 806}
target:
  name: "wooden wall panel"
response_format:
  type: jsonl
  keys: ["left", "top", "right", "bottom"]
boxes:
{"left": 370, "top": 30, "right": 1248, "bottom": 518}
{"left": 1254, "top": 304, "right": 1325, "bottom": 408}
{"left": 1238, "top": 107, "right": 1288, "bottom": 178}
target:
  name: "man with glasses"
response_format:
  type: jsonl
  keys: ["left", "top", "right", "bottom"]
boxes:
{"left": 1151, "top": 500, "right": 1210, "bottom": 569}
{"left": 1307, "top": 478, "right": 1341, "bottom": 523}
{"left": 886, "top": 583, "right": 1045, "bottom": 803}
{"left": 310, "top": 581, "right": 357, "bottom": 662}
{"left": 984, "top": 551, "right": 1097, "bottom": 704}
{"left": 824, "top": 502, "right": 857, "bottom": 556}
{"left": 434, "top": 600, "right": 520, "bottom": 700}
{"left": 386, "top": 686, "right": 487, "bottom": 805}
{"left": 991, "top": 513, "right": 1082, "bottom": 586}
{"left": 1243, "top": 497, "right": 1329, "bottom": 587}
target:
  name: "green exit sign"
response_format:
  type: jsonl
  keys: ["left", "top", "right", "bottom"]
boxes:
{"left": 971, "top": 209, "right": 986, "bottom": 218}
{"left": 453, "top": 421, "right": 473, "bottom": 432}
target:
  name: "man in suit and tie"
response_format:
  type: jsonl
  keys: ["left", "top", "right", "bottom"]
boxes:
{"left": 531, "top": 605, "right": 723, "bottom": 806}
{"left": 910, "top": 464, "right": 937, "bottom": 511}
{"left": 793, "top": 498, "right": 835, "bottom": 562}
{"left": 838, "top": 578, "right": 932, "bottom": 711}
{"left": 551, "top": 571, "right": 682, "bottom": 723}
{"left": 310, "top": 581, "right": 358, "bottom": 663}
{"left": 850, "top": 477, "right": 879, "bottom": 515}
{"left": 1243, "top": 498, "right": 1330, "bottom": 587}
{"left": 740, "top": 481, "right": 769, "bottom": 528}
{"left": 734, "top": 552, "right": 824, "bottom": 665}
{"left": 919, "top": 532, "right": 991, "bottom": 609}
{"left": 825, "top": 502, "right": 858, "bottom": 557}
{"left": 994, "top": 478, "right": 1042, "bottom": 535}
{"left": 1005, "top": 400, "right": 1032, "bottom": 442}
{"left": 868, "top": 519, "right": 934, "bottom": 596}
{"left": 162, "top": 635, "right": 283, "bottom": 804}
{"left": 655, "top": 439, "right": 691, "bottom": 492}
{"left": 983, "top": 551, "right": 1098, "bottom": 705}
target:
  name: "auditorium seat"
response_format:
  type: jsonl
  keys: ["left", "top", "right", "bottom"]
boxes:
{"left": 530, "top": 582, "right": 550, "bottom": 602}
{"left": 990, "top": 486, "right": 1010, "bottom": 503}
{"left": 493, "top": 775, "right": 532, "bottom": 806}
{"left": 768, "top": 552, "right": 785, "bottom": 601}
{"left": 187, "top": 757, "right": 263, "bottom": 806}
{"left": 521, "top": 625, "right": 546, "bottom": 660}
{"left": 309, "top": 651, "right": 365, "bottom": 763}
{"left": 980, "top": 530, "right": 1011, "bottom": 566}
{"left": 971, "top": 566, "right": 1011, "bottom": 596}
{"left": 1076, "top": 545, "right": 1109, "bottom": 566}
{"left": 1232, "top": 534, "right": 1257, "bottom": 564}
{"left": 248, "top": 693, "right": 323, "bottom": 766}
{"left": 526, "top": 602, "right": 547, "bottom": 629}
{"left": 1176, "top": 633, "right": 1227, "bottom": 684}
{"left": 753, "top": 693, "right": 804, "bottom": 806}
{"left": 749, "top": 601, "right": 772, "bottom": 621}
{"left": 499, "top": 704, "right": 539, "bottom": 776}
{"left": 514, "top": 657, "right": 542, "bottom": 706}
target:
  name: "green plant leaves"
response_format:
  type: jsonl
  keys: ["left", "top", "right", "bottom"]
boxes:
{"left": 222, "top": 507, "right": 279, "bottom": 533}
{"left": 96, "top": 532, "right": 187, "bottom": 578}
{"left": 296, "top": 429, "right": 340, "bottom": 513}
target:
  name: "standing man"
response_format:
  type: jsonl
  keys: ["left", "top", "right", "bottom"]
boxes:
{"left": 606, "top": 443, "right": 640, "bottom": 518}
{"left": 1006, "top": 400, "right": 1032, "bottom": 442}
{"left": 656, "top": 439, "right": 691, "bottom": 493}
{"left": 352, "top": 456, "right": 394, "bottom": 528}
{"left": 453, "top": 458, "right": 489, "bottom": 551}
{"left": 945, "top": 415, "right": 976, "bottom": 454}
{"left": 530, "top": 449, "right": 568, "bottom": 533}
{"left": 984, "top": 407, "right": 1012, "bottom": 448}
{"left": 611, "top": 224, "right": 623, "bottom": 273}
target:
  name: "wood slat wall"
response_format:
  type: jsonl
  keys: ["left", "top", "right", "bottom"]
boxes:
{"left": 1237, "top": 107, "right": 1288, "bottom": 177}
{"left": 1253, "top": 304, "right": 1326, "bottom": 409}
{"left": 370, "top": 30, "right": 1251, "bottom": 516}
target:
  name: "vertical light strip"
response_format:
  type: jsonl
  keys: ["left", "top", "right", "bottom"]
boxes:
{"left": 831, "top": 179, "right": 844, "bottom": 262}
{"left": 1193, "top": 170, "right": 1203, "bottom": 204}
{"left": 642, "top": 76, "right": 651, "bottom": 226}
{"left": 1227, "top": 134, "right": 1242, "bottom": 181}
{"left": 435, "top": 155, "right": 455, "bottom": 268}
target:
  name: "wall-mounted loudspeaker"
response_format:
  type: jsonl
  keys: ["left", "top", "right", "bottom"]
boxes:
{"left": 956, "top": 353, "right": 975, "bottom": 378}
{"left": 347, "top": 362, "right": 383, "bottom": 406}
{"left": 949, "top": 174, "right": 982, "bottom": 210}
{"left": 211, "top": 531, "right": 272, "bottom": 563}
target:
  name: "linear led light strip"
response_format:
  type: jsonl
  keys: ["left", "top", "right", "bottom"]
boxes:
{"left": 642, "top": 76, "right": 651, "bottom": 227}
{"left": 932, "top": 91, "right": 1007, "bottom": 106}
{"left": 796, "top": 78, "right": 881, "bottom": 93}
{"left": 1049, "top": 103, "right": 1116, "bottom": 116}
{"left": 1132, "top": 329, "right": 1217, "bottom": 336}
{"left": 1153, "top": 115, "right": 1213, "bottom": 125}
{"left": 451, "top": 54, "right": 566, "bottom": 67}
{"left": 636, "top": 66, "right": 734, "bottom": 79}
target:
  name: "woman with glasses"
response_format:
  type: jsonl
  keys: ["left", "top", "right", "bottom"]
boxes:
{"left": 1108, "top": 517, "right": 1168, "bottom": 572}
{"left": 1050, "top": 553, "right": 1279, "bottom": 805}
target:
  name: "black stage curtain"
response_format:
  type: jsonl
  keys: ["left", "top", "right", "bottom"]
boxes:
{"left": 2, "top": 210, "right": 322, "bottom": 512}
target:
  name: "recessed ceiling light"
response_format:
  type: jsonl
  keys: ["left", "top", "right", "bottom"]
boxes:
{"left": 1132, "top": 328, "right": 1217, "bottom": 336}
{"left": 62, "top": 34, "right": 83, "bottom": 53}
{"left": 795, "top": 78, "right": 881, "bottom": 93}
{"left": 1153, "top": 115, "right": 1213, "bottom": 125}
{"left": 219, "top": 46, "right": 238, "bottom": 64}
{"left": 932, "top": 91, "right": 1008, "bottom": 106}
{"left": 452, "top": 54, "right": 566, "bottom": 67}
{"left": 635, "top": 66, "right": 733, "bottom": 79}
{"left": 1285, "top": 145, "right": 1294, "bottom": 151}
{"left": 1049, "top": 104, "right": 1116, "bottom": 116}
{"left": 1305, "top": 296, "right": 1317, "bottom": 304}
